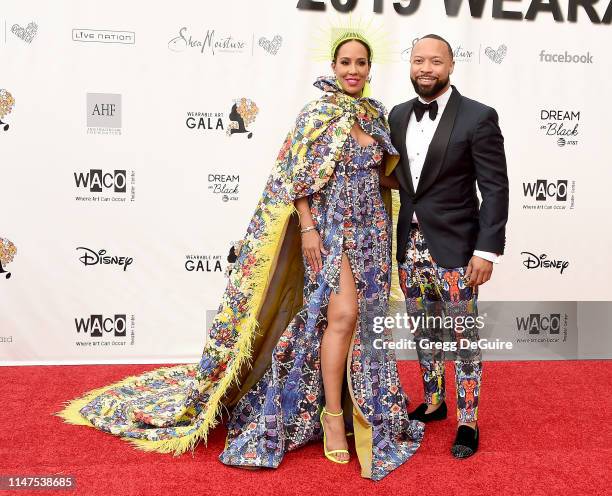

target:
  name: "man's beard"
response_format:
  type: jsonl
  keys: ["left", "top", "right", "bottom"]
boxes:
{"left": 411, "top": 75, "right": 449, "bottom": 98}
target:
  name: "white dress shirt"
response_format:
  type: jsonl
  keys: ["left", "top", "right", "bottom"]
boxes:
{"left": 405, "top": 86, "right": 499, "bottom": 264}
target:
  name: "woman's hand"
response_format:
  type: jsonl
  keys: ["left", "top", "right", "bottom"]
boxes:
{"left": 379, "top": 163, "right": 400, "bottom": 190}
{"left": 301, "top": 229, "right": 328, "bottom": 272}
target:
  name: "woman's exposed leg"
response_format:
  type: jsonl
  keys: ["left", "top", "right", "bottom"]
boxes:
{"left": 320, "top": 252, "right": 358, "bottom": 462}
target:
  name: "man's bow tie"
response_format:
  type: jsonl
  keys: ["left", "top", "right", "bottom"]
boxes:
{"left": 413, "top": 100, "right": 438, "bottom": 122}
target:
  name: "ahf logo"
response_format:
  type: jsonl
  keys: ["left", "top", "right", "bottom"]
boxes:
{"left": 0, "top": 89, "right": 15, "bottom": 132}
{"left": 0, "top": 238, "right": 17, "bottom": 279}
{"left": 87, "top": 93, "right": 122, "bottom": 135}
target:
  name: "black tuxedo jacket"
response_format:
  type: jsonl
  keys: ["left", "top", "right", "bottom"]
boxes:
{"left": 388, "top": 86, "right": 509, "bottom": 268}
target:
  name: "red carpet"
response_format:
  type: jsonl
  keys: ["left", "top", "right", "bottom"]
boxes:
{"left": 2, "top": 361, "right": 611, "bottom": 495}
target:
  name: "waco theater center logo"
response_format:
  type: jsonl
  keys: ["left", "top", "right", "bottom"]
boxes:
{"left": 74, "top": 314, "right": 135, "bottom": 346}
{"left": 73, "top": 168, "right": 135, "bottom": 203}
{"left": 522, "top": 179, "right": 575, "bottom": 211}
{"left": 516, "top": 312, "right": 568, "bottom": 343}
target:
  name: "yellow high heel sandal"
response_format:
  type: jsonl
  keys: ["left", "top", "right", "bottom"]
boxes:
{"left": 320, "top": 406, "right": 350, "bottom": 464}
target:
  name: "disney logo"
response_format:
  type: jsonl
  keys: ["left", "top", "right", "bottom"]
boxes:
{"left": 77, "top": 247, "right": 133, "bottom": 271}
{"left": 521, "top": 251, "right": 569, "bottom": 274}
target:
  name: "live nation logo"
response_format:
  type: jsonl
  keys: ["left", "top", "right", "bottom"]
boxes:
{"left": 208, "top": 174, "right": 239, "bottom": 202}
{"left": 522, "top": 179, "right": 575, "bottom": 211}
{"left": 539, "top": 109, "right": 580, "bottom": 147}
{"left": 87, "top": 93, "right": 121, "bottom": 135}
{"left": 74, "top": 314, "right": 135, "bottom": 346}
{"left": 521, "top": 251, "right": 570, "bottom": 274}
{"left": 77, "top": 247, "right": 133, "bottom": 271}
{"left": 72, "top": 28, "right": 135, "bottom": 44}
{"left": 515, "top": 313, "right": 568, "bottom": 343}
{"left": 0, "top": 237, "right": 17, "bottom": 280}
{"left": 73, "top": 169, "right": 136, "bottom": 203}
{"left": 185, "top": 254, "right": 224, "bottom": 273}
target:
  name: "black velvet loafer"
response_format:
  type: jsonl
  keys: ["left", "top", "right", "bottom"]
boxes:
{"left": 408, "top": 401, "right": 448, "bottom": 422}
{"left": 451, "top": 425, "right": 479, "bottom": 459}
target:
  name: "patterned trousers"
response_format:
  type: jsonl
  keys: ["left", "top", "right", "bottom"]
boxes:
{"left": 398, "top": 226, "right": 482, "bottom": 423}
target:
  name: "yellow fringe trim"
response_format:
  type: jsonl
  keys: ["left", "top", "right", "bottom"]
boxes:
{"left": 390, "top": 189, "right": 403, "bottom": 305}
{"left": 54, "top": 201, "right": 297, "bottom": 456}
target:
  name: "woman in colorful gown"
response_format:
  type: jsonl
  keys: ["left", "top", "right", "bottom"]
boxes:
{"left": 57, "top": 32, "right": 424, "bottom": 481}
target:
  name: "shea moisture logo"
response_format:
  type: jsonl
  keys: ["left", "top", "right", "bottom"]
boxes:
{"left": 168, "top": 27, "right": 247, "bottom": 55}
{"left": 400, "top": 36, "right": 497, "bottom": 64}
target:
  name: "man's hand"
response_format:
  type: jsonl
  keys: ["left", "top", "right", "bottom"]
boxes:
{"left": 465, "top": 256, "right": 493, "bottom": 287}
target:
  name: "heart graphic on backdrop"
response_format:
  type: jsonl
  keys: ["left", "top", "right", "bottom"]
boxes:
{"left": 259, "top": 35, "right": 282, "bottom": 55}
{"left": 484, "top": 44, "right": 507, "bottom": 64}
{"left": 11, "top": 21, "right": 38, "bottom": 43}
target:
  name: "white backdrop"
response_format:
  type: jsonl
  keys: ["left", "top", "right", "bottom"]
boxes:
{"left": 1, "top": 0, "right": 611, "bottom": 364}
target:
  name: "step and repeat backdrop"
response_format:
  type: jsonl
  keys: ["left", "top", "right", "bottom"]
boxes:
{"left": 1, "top": 0, "right": 611, "bottom": 365}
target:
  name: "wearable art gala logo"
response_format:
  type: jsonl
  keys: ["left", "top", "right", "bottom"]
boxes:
{"left": 296, "top": 0, "right": 612, "bottom": 24}
{"left": 227, "top": 98, "right": 258, "bottom": 139}
{"left": 0, "top": 238, "right": 17, "bottom": 280}
{"left": 184, "top": 254, "right": 224, "bottom": 273}
{"left": 167, "top": 27, "right": 282, "bottom": 55}
{"left": 0, "top": 89, "right": 15, "bottom": 132}
{"left": 185, "top": 98, "right": 259, "bottom": 138}
{"left": 539, "top": 109, "right": 580, "bottom": 147}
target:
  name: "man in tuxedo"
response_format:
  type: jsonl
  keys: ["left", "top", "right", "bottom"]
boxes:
{"left": 387, "top": 34, "right": 509, "bottom": 458}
